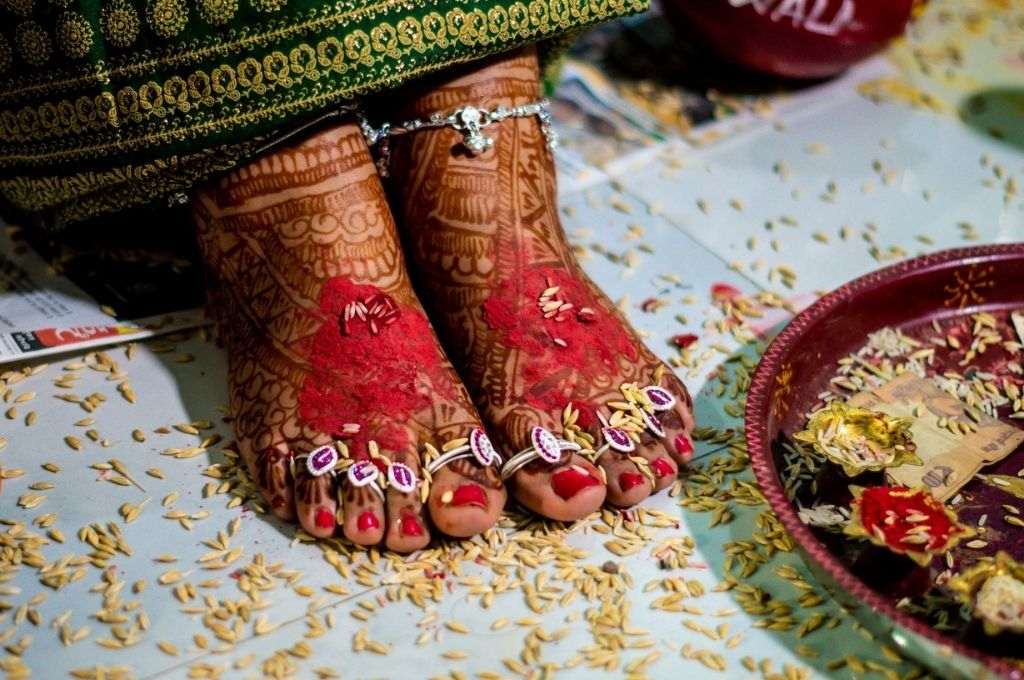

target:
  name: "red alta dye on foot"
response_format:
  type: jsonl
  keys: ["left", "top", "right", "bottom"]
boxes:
{"left": 314, "top": 508, "right": 334, "bottom": 529}
{"left": 399, "top": 514, "right": 424, "bottom": 537}
{"left": 357, "top": 511, "right": 380, "bottom": 532}
{"left": 651, "top": 457, "right": 675, "bottom": 478}
{"left": 482, "top": 267, "right": 637, "bottom": 412}
{"left": 298, "top": 278, "right": 454, "bottom": 454}
{"left": 618, "top": 472, "right": 646, "bottom": 492}
{"left": 450, "top": 484, "right": 488, "bottom": 508}
{"left": 673, "top": 434, "right": 693, "bottom": 461}
{"left": 552, "top": 467, "right": 601, "bottom": 500}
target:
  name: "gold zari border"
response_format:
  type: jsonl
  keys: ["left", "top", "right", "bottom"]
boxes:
{"left": 0, "top": 0, "right": 643, "bottom": 167}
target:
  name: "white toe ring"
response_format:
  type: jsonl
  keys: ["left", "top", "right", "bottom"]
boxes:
{"left": 500, "top": 426, "right": 582, "bottom": 480}
{"left": 426, "top": 427, "right": 503, "bottom": 475}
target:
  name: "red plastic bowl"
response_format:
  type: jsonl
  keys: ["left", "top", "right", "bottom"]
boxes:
{"left": 661, "top": 0, "right": 915, "bottom": 79}
{"left": 746, "top": 245, "right": 1024, "bottom": 679}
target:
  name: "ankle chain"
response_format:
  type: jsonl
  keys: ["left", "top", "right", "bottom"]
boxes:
{"left": 359, "top": 99, "right": 558, "bottom": 177}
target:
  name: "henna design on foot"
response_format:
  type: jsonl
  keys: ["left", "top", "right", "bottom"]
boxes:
{"left": 193, "top": 119, "right": 506, "bottom": 548}
{"left": 389, "top": 47, "right": 696, "bottom": 522}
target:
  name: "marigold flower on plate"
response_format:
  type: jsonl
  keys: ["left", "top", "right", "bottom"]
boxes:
{"left": 948, "top": 551, "right": 1024, "bottom": 636}
{"left": 844, "top": 485, "right": 971, "bottom": 566}
{"left": 794, "top": 401, "right": 919, "bottom": 477}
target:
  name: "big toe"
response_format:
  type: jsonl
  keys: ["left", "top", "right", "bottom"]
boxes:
{"left": 428, "top": 465, "right": 505, "bottom": 539}
{"left": 513, "top": 453, "right": 606, "bottom": 522}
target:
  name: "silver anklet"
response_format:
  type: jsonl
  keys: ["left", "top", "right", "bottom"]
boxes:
{"left": 360, "top": 99, "right": 558, "bottom": 176}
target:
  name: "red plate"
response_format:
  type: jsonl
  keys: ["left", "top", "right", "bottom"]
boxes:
{"left": 746, "top": 245, "right": 1024, "bottom": 679}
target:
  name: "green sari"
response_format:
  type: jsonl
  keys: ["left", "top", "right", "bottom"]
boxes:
{"left": 0, "top": 0, "right": 645, "bottom": 227}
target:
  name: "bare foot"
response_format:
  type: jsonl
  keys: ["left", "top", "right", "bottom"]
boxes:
{"left": 192, "top": 120, "right": 505, "bottom": 551}
{"left": 388, "top": 47, "right": 696, "bottom": 522}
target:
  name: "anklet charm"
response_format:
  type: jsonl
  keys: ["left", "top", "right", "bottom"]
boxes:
{"left": 360, "top": 99, "right": 558, "bottom": 176}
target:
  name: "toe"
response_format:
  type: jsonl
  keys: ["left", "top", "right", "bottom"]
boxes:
{"left": 247, "top": 438, "right": 295, "bottom": 521}
{"left": 629, "top": 434, "right": 677, "bottom": 492}
{"left": 383, "top": 451, "right": 431, "bottom": 552}
{"left": 293, "top": 471, "right": 338, "bottom": 539}
{"left": 502, "top": 410, "right": 605, "bottom": 522}
{"left": 341, "top": 463, "right": 385, "bottom": 546}
{"left": 650, "top": 372, "right": 696, "bottom": 466}
{"left": 513, "top": 453, "right": 606, "bottom": 522}
{"left": 659, "top": 400, "right": 697, "bottom": 467}
{"left": 427, "top": 449, "right": 506, "bottom": 539}
{"left": 597, "top": 448, "right": 654, "bottom": 508}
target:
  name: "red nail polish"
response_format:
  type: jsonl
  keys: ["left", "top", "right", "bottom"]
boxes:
{"left": 315, "top": 508, "right": 334, "bottom": 529}
{"left": 400, "top": 514, "right": 424, "bottom": 537}
{"left": 271, "top": 495, "right": 285, "bottom": 508}
{"left": 357, "top": 510, "right": 380, "bottom": 532}
{"left": 618, "top": 472, "right": 646, "bottom": 491}
{"left": 551, "top": 467, "right": 601, "bottom": 500}
{"left": 451, "top": 484, "right": 488, "bottom": 508}
{"left": 651, "top": 457, "right": 675, "bottom": 478}
{"left": 674, "top": 434, "right": 694, "bottom": 461}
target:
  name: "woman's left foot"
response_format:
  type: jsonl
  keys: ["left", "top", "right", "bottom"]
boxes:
{"left": 387, "top": 47, "right": 696, "bottom": 522}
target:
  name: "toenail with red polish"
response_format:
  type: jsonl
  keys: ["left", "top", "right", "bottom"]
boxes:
{"left": 356, "top": 511, "right": 380, "bottom": 532}
{"left": 618, "top": 472, "right": 646, "bottom": 491}
{"left": 674, "top": 434, "right": 694, "bottom": 461}
{"left": 552, "top": 467, "right": 601, "bottom": 500}
{"left": 451, "top": 484, "right": 488, "bottom": 508}
{"left": 651, "top": 457, "right": 675, "bottom": 478}
{"left": 314, "top": 508, "right": 334, "bottom": 529}
{"left": 400, "top": 514, "right": 424, "bottom": 537}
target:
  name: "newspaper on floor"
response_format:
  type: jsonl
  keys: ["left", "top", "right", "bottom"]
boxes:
{"left": 0, "top": 225, "right": 207, "bottom": 364}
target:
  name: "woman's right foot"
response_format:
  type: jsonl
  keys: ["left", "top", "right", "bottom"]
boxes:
{"left": 389, "top": 48, "right": 696, "bottom": 522}
{"left": 192, "top": 120, "right": 505, "bottom": 551}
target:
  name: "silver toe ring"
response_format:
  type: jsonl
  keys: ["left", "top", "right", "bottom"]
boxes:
{"left": 426, "top": 427, "right": 503, "bottom": 475}
{"left": 500, "top": 426, "right": 582, "bottom": 480}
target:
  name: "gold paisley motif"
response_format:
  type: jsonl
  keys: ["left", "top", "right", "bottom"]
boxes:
{"left": 197, "top": 0, "right": 238, "bottom": 26}
{"left": 15, "top": 20, "right": 49, "bottom": 66}
{"left": 249, "top": 0, "right": 285, "bottom": 13}
{"left": 147, "top": 0, "right": 188, "bottom": 38}
{"left": 102, "top": 0, "right": 140, "bottom": 48}
{"left": 57, "top": 11, "right": 94, "bottom": 58}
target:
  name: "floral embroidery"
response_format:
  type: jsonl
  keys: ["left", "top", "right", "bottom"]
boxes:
{"left": 147, "top": 0, "right": 188, "bottom": 38}
{"left": 249, "top": 0, "right": 285, "bottom": 12}
{"left": 15, "top": 20, "right": 50, "bottom": 66}
{"left": 57, "top": 12, "right": 94, "bottom": 59}
{"left": 102, "top": 0, "right": 141, "bottom": 48}
{"left": 197, "top": 0, "right": 238, "bottom": 25}
{"left": 0, "top": 0, "right": 32, "bottom": 17}
{"left": 0, "top": 0, "right": 646, "bottom": 224}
